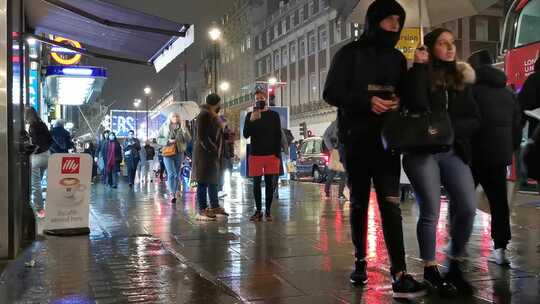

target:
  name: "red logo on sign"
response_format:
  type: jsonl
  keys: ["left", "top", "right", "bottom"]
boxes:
{"left": 61, "top": 157, "right": 80, "bottom": 174}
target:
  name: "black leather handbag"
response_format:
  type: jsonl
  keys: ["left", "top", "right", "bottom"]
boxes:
{"left": 381, "top": 99, "right": 454, "bottom": 154}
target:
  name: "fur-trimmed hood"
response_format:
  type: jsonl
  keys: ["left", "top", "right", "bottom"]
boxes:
{"left": 457, "top": 61, "right": 476, "bottom": 85}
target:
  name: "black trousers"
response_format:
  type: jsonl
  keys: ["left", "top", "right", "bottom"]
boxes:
{"left": 473, "top": 165, "right": 512, "bottom": 249}
{"left": 253, "top": 175, "right": 275, "bottom": 212}
{"left": 126, "top": 158, "right": 139, "bottom": 185}
{"left": 344, "top": 138, "right": 406, "bottom": 275}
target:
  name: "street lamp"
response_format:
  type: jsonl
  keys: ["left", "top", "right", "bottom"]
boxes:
{"left": 133, "top": 99, "right": 141, "bottom": 138}
{"left": 268, "top": 77, "right": 278, "bottom": 86}
{"left": 219, "top": 81, "right": 230, "bottom": 107}
{"left": 208, "top": 26, "right": 221, "bottom": 93}
{"left": 144, "top": 86, "right": 151, "bottom": 140}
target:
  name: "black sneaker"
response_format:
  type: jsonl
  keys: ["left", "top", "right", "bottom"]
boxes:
{"left": 392, "top": 273, "right": 427, "bottom": 299}
{"left": 424, "top": 266, "right": 457, "bottom": 297}
{"left": 350, "top": 260, "right": 368, "bottom": 286}
{"left": 445, "top": 260, "right": 474, "bottom": 296}
{"left": 249, "top": 211, "right": 263, "bottom": 222}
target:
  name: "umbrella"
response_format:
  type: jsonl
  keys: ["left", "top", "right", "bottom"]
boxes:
{"left": 340, "top": 0, "right": 499, "bottom": 28}
{"left": 178, "top": 101, "right": 200, "bottom": 121}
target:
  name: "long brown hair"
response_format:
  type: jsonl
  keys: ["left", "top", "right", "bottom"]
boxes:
{"left": 425, "top": 29, "right": 466, "bottom": 91}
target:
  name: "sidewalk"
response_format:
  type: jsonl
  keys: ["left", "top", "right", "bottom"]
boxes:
{"left": 0, "top": 174, "right": 538, "bottom": 303}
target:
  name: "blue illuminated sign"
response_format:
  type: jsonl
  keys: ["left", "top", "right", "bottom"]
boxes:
{"left": 29, "top": 68, "right": 39, "bottom": 110}
{"left": 45, "top": 66, "right": 107, "bottom": 78}
{"left": 110, "top": 110, "right": 166, "bottom": 139}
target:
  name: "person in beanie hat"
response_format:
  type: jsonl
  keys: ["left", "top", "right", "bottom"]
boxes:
{"left": 243, "top": 90, "right": 282, "bottom": 222}
{"left": 402, "top": 28, "right": 480, "bottom": 297}
{"left": 323, "top": 0, "right": 426, "bottom": 298}
{"left": 192, "top": 93, "right": 229, "bottom": 221}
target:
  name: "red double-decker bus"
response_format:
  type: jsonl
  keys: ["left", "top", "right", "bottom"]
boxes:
{"left": 500, "top": 0, "right": 540, "bottom": 91}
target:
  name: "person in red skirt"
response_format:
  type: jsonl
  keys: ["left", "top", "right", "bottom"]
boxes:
{"left": 243, "top": 90, "right": 282, "bottom": 221}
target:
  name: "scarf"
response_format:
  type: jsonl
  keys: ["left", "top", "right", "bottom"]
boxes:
{"left": 106, "top": 141, "right": 116, "bottom": 171}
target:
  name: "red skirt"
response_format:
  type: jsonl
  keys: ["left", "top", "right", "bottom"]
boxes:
{"left": 248, "top": 155, "right": 280, "bottom": 177}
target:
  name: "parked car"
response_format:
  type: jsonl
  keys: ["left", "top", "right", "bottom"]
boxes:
{"left": 294, "top": 137, "right": 328, "bottom": 182}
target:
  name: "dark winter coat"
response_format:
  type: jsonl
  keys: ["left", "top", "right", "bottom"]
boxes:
{"left": 29, "top": 120, "right": 53, "bottom": 154}
{"left": 102, "top": 140, "right": 122, "bottom": 173}
{"left": 123, "top": 138, "right": 141, "bottom": 161}
{"left": 50, "top": 126, "right": 74, "bottom": 153}
{"left": 192, "top": 105, "right": 223, "bottom": 185}
{"left": 402, "top": 62, "right": 481, "bottom": 164}
{"left": 471, "top": 65, "right": 522, "bottom": 167}
{"left": 323, "top": 1, "right": 407, "bottom": 145}
{"left": 518, "top": 69, "right": 540, "bottom": 138}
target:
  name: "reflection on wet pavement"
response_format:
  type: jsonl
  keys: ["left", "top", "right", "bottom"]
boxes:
{"left": 0, "top": 173, "right": 538, "bottom": 303}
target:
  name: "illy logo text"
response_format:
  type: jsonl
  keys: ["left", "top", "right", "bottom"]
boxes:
{"left": 61, "top": 157, "right": 80, "bottom": 174}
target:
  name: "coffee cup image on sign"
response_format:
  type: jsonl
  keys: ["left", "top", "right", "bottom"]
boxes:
{"left": 59, "top": 177, "right": 86, "bottom": 199}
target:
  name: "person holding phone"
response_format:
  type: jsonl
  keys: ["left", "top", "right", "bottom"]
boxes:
{"left": 243, "top": 90, "right": 282, "bottom": 222}
{"left": 323, "top": 0, "right": 426, "bottom": 299}
{"left": 402, "top": 28, "right": 480, "bottom": 297}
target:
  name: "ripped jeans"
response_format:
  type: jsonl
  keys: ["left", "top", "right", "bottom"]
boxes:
{"left": 344, "top": 137, "right": 406, "bottom": 275}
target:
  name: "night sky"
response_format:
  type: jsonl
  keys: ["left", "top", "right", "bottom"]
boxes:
{"left": 88, "top": 0, "right": 229, "bottom": 110}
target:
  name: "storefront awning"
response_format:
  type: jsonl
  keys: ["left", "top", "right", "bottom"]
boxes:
{"left": 25, "top": 0, "right": 194, "bottom": 72}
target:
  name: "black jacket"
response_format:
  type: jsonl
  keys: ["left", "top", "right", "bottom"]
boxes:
{"left": 123, "top": 138, "right": 141, "bottom": 160}
{"left": 323, "top": 0, "right": 406, "bottom": 145}
{"left": 518, "top": 71, "right": 540, "bottom": 138}
{"left": 243, "top": 110, "right": 282, "bottom": 157}
{"left": 193, "top": 105, "right": 223, "bottom": 185}
{"left": 50, "top": 126, "right": 73, "bottom": 153}
{"left": 402, "top": 62, "right": 481, "bottom": 164}
{"left": 471, "top": 65, "right": 521, "bottom": 167}
{"left": 29, "top": 120, "right": 52, "bottom": 154}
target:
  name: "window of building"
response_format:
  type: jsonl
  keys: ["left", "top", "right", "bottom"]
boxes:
{"left": 290, "top": 41, "right": 297, "bottom": 62}
{"left": 274, "top": 51, "right": 281, "bottom": 70}
{"left": 299, "top": 7, "right": 305, "bottom": 23}
{"left": 319, "top": 69, "right": 327, "bottom": 99}
{"left": 266, "top": 56, "right": 271, "bottom": 74}
{"left": 283, "top": 85, "right": 289, "bottom": 106}
{"left": 299, "top": 76, "right": 307, "bottom": 104}
{"left": 258, "top": 60, "right": 263, "bottom": 76}
{"left": 274, "top": 24, "right": 279, "bottom": 39}
{"left": 299, "top": 37, "right": 306, "bottom": 58}
{"left": 258, "top": 35, "right": 262, "bottom": 50}
{"left": 334, "top": 18, "right": 342, "bottom": 42}
{"left": 309, "top": 0, "right": 315, "bottom": 15}
{"left": 266, "top": 30, "right": 271, "bottom": 45}
{"left": 247, "top": 36, "right": 251, "bottom": 49}
{"left": 475, "top": 17, "right": 489, "bottom": 41}
{"left": 282, "top": 46, "right": 288, "bottom": 66}
{"left": 319, "top": 25, "right": 328, "bottom": 50}
{"left": 308, "top": 31, "right": 316, "bottom": 54}
{"left": 353, "top": 23, "right": 360, "bottom": 38}
{"left": 241, "top": 43, "right": 245, "bottom": 53}
{"left": 290, "top": 80, "right": 297, "bottom": 105}
{"left": 282, "top": 20, "right": 287, "bottom": 34}
{"left": 309, "top": 72, "right": 318, "bottom": 102}
{"left": 290, "top": 14, "right": 295, "bottom": 29}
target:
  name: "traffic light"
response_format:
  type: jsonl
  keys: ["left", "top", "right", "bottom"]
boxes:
{"left": 300, "top": 122, "right": 307, "bottom": 138}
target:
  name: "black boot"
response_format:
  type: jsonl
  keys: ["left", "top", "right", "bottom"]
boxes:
{"left": 392, "top": 273, "right": 427, "bottom": 299}
{"left": 445, "top": 259, "right": 474, "bottom": 296}
{"left": 350, "top": 259, "right": 368, "bottom": 285}
{"left": 424, "top": 265, "right": 457, "bottom": 297}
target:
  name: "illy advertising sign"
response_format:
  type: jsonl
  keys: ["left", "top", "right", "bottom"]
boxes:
{"left": 45, "top": 153, "right": 92, "bottom": 235}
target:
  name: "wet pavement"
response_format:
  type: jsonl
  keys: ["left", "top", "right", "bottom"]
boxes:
{"left": 0, "top": 172, "right": 539, "bottom": 303}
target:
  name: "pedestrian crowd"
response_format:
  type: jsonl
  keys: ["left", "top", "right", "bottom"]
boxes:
{"left": 21, "top": 0, "right": 540, "bottom": 300}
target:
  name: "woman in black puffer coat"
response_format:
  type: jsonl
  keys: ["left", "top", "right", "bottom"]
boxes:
{"left": 468, "top": 50, "right": 522, "bottom": 265}
{"left": 402, "top": 28, "right": 480, "bottom": 297}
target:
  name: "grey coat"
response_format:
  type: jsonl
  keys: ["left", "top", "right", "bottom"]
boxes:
{"left": 192, "top": 105, "right": 223, "bottom": 185}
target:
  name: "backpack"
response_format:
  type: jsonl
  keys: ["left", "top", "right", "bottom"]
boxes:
{"left": 144, "top": 145, "right": 155, "bottom": 160}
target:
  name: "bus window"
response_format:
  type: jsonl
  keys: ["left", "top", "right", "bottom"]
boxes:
{"left": 516, "top": 0, "right": 540, "bottom": 47}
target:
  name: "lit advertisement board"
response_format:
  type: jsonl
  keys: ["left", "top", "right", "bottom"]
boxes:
{"left": 110, "top": 110, "right": 166, "bottom": 139}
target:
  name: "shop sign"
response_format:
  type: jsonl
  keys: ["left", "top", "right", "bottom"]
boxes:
{"left": 45, "top": 154, "right": 92, "bottom": 232}
{"left": 396, "top": 28, "right": 422, "bottom": 60}
{"left": 29, "top": 68, "right": 39, "bottom": 110}
{"left": 50, "top": 37, "right": 82, "bottom": 65}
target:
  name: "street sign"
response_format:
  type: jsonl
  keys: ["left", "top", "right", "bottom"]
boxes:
{"left": 44, "top": 153, "right": 92, "bottom": 235}
{"left": 396, "top": 28, "right": 422, "bottom": 60}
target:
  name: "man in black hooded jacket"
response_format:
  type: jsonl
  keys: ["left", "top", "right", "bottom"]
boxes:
{"left": 323, "top": 0, "right": 426, "bottom": 299}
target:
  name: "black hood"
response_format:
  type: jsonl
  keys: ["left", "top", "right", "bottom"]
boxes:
{"left": 359, "top": 0, "right": 406, "bottom": 48}
{"left": 475, "top": 65, "right": 507, "bottom": 88}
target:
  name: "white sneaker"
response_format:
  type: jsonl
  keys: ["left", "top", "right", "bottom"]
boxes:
{"left": 218, "top": 191, "right": 227, "bottom": 198}
{"left": 488, "top": 248, "right": 510, "bottom": 265}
